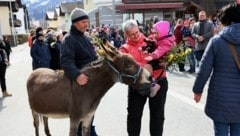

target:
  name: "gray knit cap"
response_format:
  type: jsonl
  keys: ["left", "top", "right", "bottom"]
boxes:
{"left": 70, "top": 8, "right": 89, "bottom": 23}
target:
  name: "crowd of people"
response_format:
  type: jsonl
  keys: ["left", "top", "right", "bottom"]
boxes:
{"left": 1, "top": 1, "right": 239, "bottom": 136}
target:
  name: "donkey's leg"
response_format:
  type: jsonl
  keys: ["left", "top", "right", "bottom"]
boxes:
{"left": 32, "top": 110, "right": 39, "bottom": 136}
{"left": 81, "top": 113, "right": 95, "bottom": 136}
{"left": 43, "top": 116, "right": 51, "bottom": 136}
{"left": 69, "top": 117, "right": 80, "bottom": 136}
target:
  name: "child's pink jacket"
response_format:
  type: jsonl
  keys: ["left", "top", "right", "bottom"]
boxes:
{"left": 150, "top": 35, "right": 175, "bottom": 60}
{"left": 150, "top": 21, "right": 175, "bottom": 60}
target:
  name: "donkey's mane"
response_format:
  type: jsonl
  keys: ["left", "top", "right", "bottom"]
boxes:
{"left": 81, "top": 57, "right": 105, "bottom": 73}
{"left": 84, "top": 57, "right": 104, "bottom": 68}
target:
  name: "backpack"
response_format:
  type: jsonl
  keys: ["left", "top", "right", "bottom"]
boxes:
{"left": 0, "top": 49, "right": 4, "bottom": 63}
{"left": 0, "top": 49, "right": 7, "bottom": 64}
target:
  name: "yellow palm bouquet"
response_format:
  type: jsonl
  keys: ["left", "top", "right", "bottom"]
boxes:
{"left": 164, "top": 43, "right": 192, "bottom": 67}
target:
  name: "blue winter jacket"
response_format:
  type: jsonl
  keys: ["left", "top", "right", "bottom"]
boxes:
{"left": 30, "top": 40, "right": 51, "bottom": 70}
{"left": 193, "top": 23, "right": 240, "bottom": 123}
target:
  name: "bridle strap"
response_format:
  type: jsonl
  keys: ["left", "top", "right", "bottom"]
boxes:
{"left": 105, "top": 59, "right": 142, "bottom": 84}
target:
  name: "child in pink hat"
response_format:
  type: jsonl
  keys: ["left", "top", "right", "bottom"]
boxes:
{"left": 144, "top": 20, "right": 175, "bottom": 97}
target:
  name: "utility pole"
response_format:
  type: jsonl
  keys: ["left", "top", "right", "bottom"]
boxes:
{"left": 112, "top": 0, "right": 116, "bottom": 27}
{"left": 9, "top": 0, "right": 17, "bottom": 46}
{"left": 25, "top": 7, "right": 30, "bottom": 33}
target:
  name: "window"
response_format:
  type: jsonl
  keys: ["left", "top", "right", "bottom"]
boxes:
{"left": 123, "top": 13, "right": 143, "bottom": 25}
{"left": 123, "top": 13, "right": 131, "bottom": 22}
{"left": 134, "top": 13, "right": 143, "bottom": 25}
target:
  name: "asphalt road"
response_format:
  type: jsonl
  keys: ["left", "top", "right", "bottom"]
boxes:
{"left": 0, "top": 43, "right": 213, "bottom": 136}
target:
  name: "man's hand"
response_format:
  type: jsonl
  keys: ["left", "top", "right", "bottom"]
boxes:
{"left": 194, "top": 93, "right": 202, "bottom": 103}
{"left": 198, "top": 36, "right": 204, "bottom": 42}
{"left": 76, "top": 73, "right": 88, "bottom": 85}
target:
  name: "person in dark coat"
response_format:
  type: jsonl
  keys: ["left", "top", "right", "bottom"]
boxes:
{"left": 0, "top": 44, "right": 12, "bottom": 97}
{"left": 1, "top": 35, "right": 12, "bottom": 62}
{"left": 191, "top": 11, "right": 214, "bottom": 65}
{"left": 49, "top": 34, "right": 62, "bottom": 70}
{"left": 60, "top": 8, "right": 98, "bottom": 136}
{"left": 30, "top": 33, "right": 51, "bottom": 70}
{"left": 193, "top": 3, "right": 240, "bottom": 136}
{"left": 174, "top": 18, "right": 186, "bottom": 72}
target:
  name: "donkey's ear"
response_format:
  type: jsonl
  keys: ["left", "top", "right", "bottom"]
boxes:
{"left": 100, "top": 39, "right": 120, "bottom": 61}
{"left": 102, "top": 38, "right": 120, "bottom": 55}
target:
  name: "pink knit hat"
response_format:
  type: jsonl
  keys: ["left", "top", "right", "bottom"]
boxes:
{"left": 153, "top": 21, "right": 170, "bottom": 38}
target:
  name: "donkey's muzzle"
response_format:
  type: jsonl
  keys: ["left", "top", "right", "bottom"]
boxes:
{"left": 133, "top": 83, "right": 151, "bottom": 94}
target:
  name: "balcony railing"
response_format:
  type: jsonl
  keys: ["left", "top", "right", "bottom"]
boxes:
{"left": 123, "top": 0, "right": 187, "bottom": 4}
{"left": 9, "top": 19, "right": 21, "bottom": 27}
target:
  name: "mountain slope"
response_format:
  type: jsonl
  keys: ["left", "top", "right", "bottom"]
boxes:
{"left": 22, "top": 0, "right": 81, "bottom": 20}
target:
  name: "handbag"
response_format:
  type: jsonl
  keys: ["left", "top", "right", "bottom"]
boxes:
{"left": 228, "top": 44, "right": 240, "bottom": 70}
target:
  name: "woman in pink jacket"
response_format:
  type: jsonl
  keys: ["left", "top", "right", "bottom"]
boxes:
{"left": 120, "top": 19, "right": 168, "bottom": 136}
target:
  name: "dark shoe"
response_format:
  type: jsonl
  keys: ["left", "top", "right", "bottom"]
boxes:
{"left": 188, "top": 69, "right": 195, "bottom": 74}
{"left": 178, "top": 63, "right": 185, "bottom": 72}
{"left": 189, "top": 71, "right": 195, "bottom": 74}
{"left": 179, "top": 69, "right": 186, "bottom": 72}
{"left": 91, "top": 126, "right": 98, "bottom": 136}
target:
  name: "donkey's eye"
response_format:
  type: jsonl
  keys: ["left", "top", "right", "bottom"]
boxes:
{"left": 124, "top": 62, "right": 132, "bottom": 69}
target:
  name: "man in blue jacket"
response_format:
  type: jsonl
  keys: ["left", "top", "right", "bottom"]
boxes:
{"left": 60, "top": 8, "right": 98, "bottom": 136}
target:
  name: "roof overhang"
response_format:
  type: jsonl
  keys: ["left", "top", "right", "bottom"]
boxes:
{"left": 190, "top": 1, "right": 204, "bottom": 10}
{"left": 115, "top": 2, "right": 184, "bottom": 10}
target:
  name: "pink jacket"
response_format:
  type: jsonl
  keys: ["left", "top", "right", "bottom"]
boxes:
{"left": 119, "top": 33, "right": 148, "bottom": 67}
{"left": 151, "top": 21, "right": 175, "bottom": 60}
{"left": 151, "top": 36, "right": 175, "bottom": 60}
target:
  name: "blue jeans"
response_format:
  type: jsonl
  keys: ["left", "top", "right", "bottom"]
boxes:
{"left": 214, "top": 121, "right": 240, "bottom": 136}
{"left": 187, "top": 51, "right": 195, "bottom": 72}
{"left": 194, "top": 50, "right": 204, "bottom": 61}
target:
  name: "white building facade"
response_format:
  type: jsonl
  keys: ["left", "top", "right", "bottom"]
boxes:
{"left": 88, "top": 0, "right": 122, "bottom": 28}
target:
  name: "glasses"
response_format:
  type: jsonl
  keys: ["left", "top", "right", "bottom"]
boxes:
{"left": 128, "top": 31, "right": 140, "bottom": 38}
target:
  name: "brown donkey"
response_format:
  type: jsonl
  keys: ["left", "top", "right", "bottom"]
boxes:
{"left": 26, "top": 41, "right": 151, "bottom": 136}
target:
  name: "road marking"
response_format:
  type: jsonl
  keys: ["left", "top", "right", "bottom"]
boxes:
{"left": 168, "top": 90, "right": 204, "bottom": 111}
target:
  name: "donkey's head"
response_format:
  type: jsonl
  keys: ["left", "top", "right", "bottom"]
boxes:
{"left": 99, "top": 38, "right": 151, "bottom": 90}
